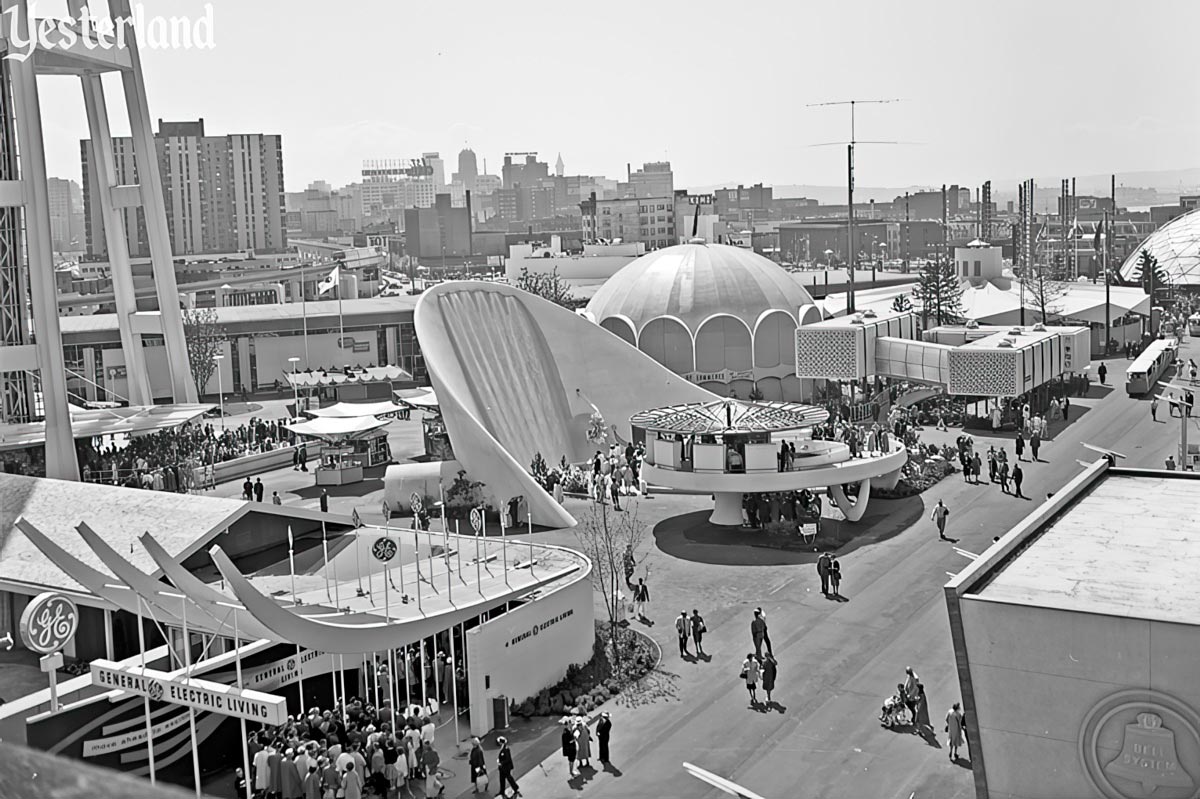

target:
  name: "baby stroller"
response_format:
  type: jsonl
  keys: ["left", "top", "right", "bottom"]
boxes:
{"left": 879, "top": 685, "right": 910, "bottom": 728}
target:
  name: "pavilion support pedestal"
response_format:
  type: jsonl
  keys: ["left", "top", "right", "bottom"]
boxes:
{"left": 831, "top": 479, "right": 872, "bottom": 522}
{"left": 710, "top": 492, "right": 745, "bottom": 526}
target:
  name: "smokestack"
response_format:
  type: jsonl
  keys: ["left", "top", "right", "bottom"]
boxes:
{"left": 465, "top": 190, "right": 473, "bottom": 254}
{"left": 627, "top": 163, "right": 631, "bottom": 181}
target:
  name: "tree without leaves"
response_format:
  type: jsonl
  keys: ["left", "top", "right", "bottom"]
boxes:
{"left": 1022, "top": 269, "right": 1068, "bottom": 323}
{"left": 909, "top": 261, "right": 963, "bottom": 326}
{"left": 514, "top": 265, "right": 584, "bottom": 309}
{"left": 182, "top": 307, "right": 226, "bottom": 397}
{"left": 574, "top": 499, "right": 645, "bottom": 667}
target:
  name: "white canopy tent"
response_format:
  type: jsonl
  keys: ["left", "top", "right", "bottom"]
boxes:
{"left": 306, "top": 401, "right": 407, "bottom": 419}
{"left": 394, "top": 387, "right": 439, "bottom": 409}
{"left": 285, "top": 416, "right": 390, "bottom": 440}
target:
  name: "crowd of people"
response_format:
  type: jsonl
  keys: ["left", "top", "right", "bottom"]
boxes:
{"left": 77, "top": 417, "right": 295, "bottom": 491}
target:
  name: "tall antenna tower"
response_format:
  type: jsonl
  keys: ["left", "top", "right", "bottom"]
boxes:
{"left": 807, "top": 98, "right": 901, "bottom": 313}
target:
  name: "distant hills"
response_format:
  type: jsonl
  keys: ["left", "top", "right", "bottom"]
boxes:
{"left": 692, "top": 168, "right": 1200, "bottom": 206}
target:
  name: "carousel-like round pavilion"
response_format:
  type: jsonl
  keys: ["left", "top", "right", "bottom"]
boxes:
{"left": 631, "top": 398, "right": 907, "bottom": 526}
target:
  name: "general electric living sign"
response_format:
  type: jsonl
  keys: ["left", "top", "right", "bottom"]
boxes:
{"left": 507, "top": 608, "right": 574, "bottom": 648}
{"left": 90, "top": 660, "right": 287, "bottom": 725}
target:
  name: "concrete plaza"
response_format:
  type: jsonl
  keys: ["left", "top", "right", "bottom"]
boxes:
{"left": 205, "top": 341, "right": 1195, "bottom": 799}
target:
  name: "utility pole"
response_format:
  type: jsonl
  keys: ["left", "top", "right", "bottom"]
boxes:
{"left": 807, "top": 98, "right": 901, "bottom": 314}
{"left": 904, "top": 191, "right": 910, "bottom": 273}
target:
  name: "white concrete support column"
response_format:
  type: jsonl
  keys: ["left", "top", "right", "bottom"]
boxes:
{"left": 114, "top": 0, "right": 196, "bottom": 403}
{"left": 710, "top": 492, "right": 745, "bottom": 526}
{"left": 831, "top": 479, "right": 872, "bottom": 522}
{"left": 4, "top": 8, "right": 78, "bottom": 479}
{"left": 79, "top": 74, "right": 152, "bottom": 405}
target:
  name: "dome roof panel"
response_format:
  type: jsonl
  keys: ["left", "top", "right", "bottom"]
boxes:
{"left": 1118, "top": 208, "right": 1200, "bottom": 286}
{"left": 586, "top": 243, "right": 815, "bottom": 332}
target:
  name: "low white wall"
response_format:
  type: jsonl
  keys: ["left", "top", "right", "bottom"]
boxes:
{"left": 194, "top": 446, "right": 297, "bottom": 487}
{"left": 466, "top": 574, "right": 594, "bottom": 736}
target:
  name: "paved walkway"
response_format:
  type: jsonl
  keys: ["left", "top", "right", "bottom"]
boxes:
{"left": 484, "top": 349, "right": 1198, "bottom": 799}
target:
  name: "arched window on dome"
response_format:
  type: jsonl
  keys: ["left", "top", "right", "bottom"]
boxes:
{"left": 695, "top": 315, "right": 752, "bottom": 374}
{"left": 600, "top": 316, "right": 636, "bottom": 347}
{"left": 753, "top": 311, "right": 797, "bottom": 369}
{"left": 639, "top": 317, "right": 694, "bottom": 374}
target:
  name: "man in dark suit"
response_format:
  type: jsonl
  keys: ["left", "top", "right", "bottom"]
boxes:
{"left": 817, "top": 551, "right": 832, "bottom": 595}
{"left": 253, "top": 477, "right": 264, "bottom": 502}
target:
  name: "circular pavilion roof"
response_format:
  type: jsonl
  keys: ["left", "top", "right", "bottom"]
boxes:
{"left": 1118, "top": 208, "right": 1200, "bottom": 286}
{"left": 586, "top": 242, "right": 815, "bottom": 332}
{"left": 630, "top": 399, "right": 828, "bottom": 435}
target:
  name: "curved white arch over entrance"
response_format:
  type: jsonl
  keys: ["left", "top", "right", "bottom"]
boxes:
{"left": 639, "top": 315, "right": 695, "bottom": 373}
{"left": 599, "top": 314, "right": 637, "bottom": 347}
{"left": 694, "top": 314, "right": 753, "bottom": 374}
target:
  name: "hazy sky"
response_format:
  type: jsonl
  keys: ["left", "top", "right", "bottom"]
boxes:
{"left": 37, "top": 0, "right": 1200, "bottom": 192}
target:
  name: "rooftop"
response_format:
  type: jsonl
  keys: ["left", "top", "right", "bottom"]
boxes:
{"left": 630, "top": 399, "right": 828, "bottom": 435}
{"left": 972, "top": 471, "right": 1200, "bottom": 626}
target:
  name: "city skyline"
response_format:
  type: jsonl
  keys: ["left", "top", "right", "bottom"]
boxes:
{"left": 34, "top": 0, "right": 1200, "bottom": 194}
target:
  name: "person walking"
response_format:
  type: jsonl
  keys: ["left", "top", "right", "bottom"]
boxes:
{"left": 254, "top": 477, "right": 265, "bottom": 502}
{"left": 931, "top": 499, "right": 950, "bottom": 540}
{"left": 632, "top": 578, "right": 650, "bottom": 622}
{"left": 1012, "top": 463, "right": 1025, "bottom": 499}
{"left": 469, "top": 737, "right": 487, "bottom": 793}
{"left": 970, "top": 451, "right": 982, "bottom": 485}
{"left": 341, "top": 762, "right": 363, "bottom": 799}
{"left": 320, "top": 488, "right": 329, "bottom": 513}
{"left": 1030, "top": 431, "right": 1041, "bottom": 462}
{"left": 421, "top": 741, "right": 444, "bottom": 797}
{"left": 576, "top": 719, "right": 593, "bottom": 770}
{"left": 946, "top": 702, "right": 966, "bottom": 761}
{"left": 243, "top": 477, "right": 254, "bottom": 501}
{"left": 690, "top": 609, "right": 707, "bottom": 657}
{"left": 750, "top": 609, "right": 772, "bottom": 658}
{"left": 999, "top": 461, "right": 1010, "bottom": 494}
{"left": 272, "top": 490, "right": 282, "bottom": 506}
{"left": 987, "top": 447, "right": 997, "bottom": 482}
{"left": 903, "top": 667, "right": 921, "bottom": 731}
{"left": 496, "top": 736, "right": 520, "bottom": 797}
{"left": 829, "top": 557, "right": 842, "bottom": 598}
{"left": 761, "top": 654, "right": 778, "bottom": 706}
{"left": 1152, "top": 396, "right": 1160, "bottom": 421}
{"left": 675, "top": 611, "right": 690, "bottom": 657}
{"left": 1098, "top": 362, "right": 1108, "bottom": 384}
{"left": 1062, "top": 395, "right": 1070, "bottom": 421}
{"left": 741, "top": 654, "right": 761, "bottom": 706}
{"left": 1015, "top": 432, "right": 1025, "bottom": 461}
{"left": 561, "top": 720, "right": 578, "bottom": 777}
{"left": 817, "top": 551, "right": 832, "bottom": 595}
{"left": 596, "top": 712, "right": 612, "bottom": 764}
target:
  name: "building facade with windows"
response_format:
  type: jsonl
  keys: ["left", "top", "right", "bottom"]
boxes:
{"left": 580, "top": 194, "right": 675, "bottom": 250}
{"left": 82, "top": 119, "right": 288, "bottom": 258}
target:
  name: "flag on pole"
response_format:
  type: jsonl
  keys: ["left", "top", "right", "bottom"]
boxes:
{"left": 1093, "top": 219, "right": 1104, "bottom": 254}
{"left": 287, "top": 525, "right": 294, "bottom": 553}
{"left": 318, "top": 265, "right": 341, "bottom": 295}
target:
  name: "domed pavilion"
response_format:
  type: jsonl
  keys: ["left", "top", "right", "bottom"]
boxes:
{"left": 586, "top": 241, "right": 822, "bottom": 401}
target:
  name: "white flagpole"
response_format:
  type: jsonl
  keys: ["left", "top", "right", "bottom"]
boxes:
{"left": 300, "top": 261, "right": 309, "bottom": 368}
{"left": 232, "top": 610, "right": 252, "bottom": 799}
{"left": 403, "top": 645, "right": 411, "bottom": 713}
{"left": 475, "top": 521, "right": 483, "bottom": 596}
{"left": 356, "top": 524, "right": 364, "bottom": 594}
{"left": 136, "top": 596, "right": 156, "bottom": 785}
{"left": 288, "top": 525, "right": 306, "bottom": 716}
{"left": 181, "top": 601, "right": 201, "bottom": 799}
{"left": 528, "top": 510, "right": 535, "bottom": 575}
{"left": 481, "top": 510, "right": 491, "bottom": 575}
{"left": 500, "top": 505, "right": 510, "bottom": 588}
{"left": 337, "top": 271, "right": 345, "bottom": 352}
{"left": 321, "top": 520, "right": 332, "bottom": 602}
{"left": 449, "top": 627, "right": 460, "bottom": 745}
{"left": 414, "top": 528, "right": 423, "bottom": 614}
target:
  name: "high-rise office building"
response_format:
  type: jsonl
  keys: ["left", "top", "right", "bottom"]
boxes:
{"left": 454, "top": 148, "right": 478, "bottom": 192}
{"left": 423, "top": 151, "right": 446, "bottom": 189}
{"left": 502, "top": 153, "right": 549, "bottom": 190}
{"left": 624, "top": 161, "right": 674, "bottom": 199}
{"left": 82, "top": 119, "right": 287, "bottom": 257}
{"left": 361, "top": 158, "right": 439, "bottom": 218}
{"left": 48, "top": 177, "right": 83, "bottom": 252}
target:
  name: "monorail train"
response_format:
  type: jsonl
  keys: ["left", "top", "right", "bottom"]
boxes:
{"left": 1126, "top": 338, "right": 1178, "bottom": 396}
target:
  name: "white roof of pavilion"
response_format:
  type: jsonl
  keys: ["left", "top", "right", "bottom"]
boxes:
{"left": 286, "top": 416, "right": 390, "bottom": 439}
{"left": 630, "top": 399, "right": 828, "bottom": 435}
{"left": 307, "top": 401, "right": 407, "bottom": 418}
{"left": 0, "top": 403, "right": 213, "bottom": 451}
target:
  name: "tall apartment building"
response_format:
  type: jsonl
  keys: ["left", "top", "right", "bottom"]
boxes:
{"left": 48, "top": 177, "right": 84, "bottom": 252}
{"left": 81, "top": 119, "right": 287, "bottom": 258}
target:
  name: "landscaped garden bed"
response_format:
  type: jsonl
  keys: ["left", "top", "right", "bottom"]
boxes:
{"left": 510, "top": 621, "right": 658, "bottom": 718}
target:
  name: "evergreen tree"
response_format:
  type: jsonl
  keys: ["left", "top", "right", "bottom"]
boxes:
{"left": 910, "top": 262, "right": 964, "bottom": 326}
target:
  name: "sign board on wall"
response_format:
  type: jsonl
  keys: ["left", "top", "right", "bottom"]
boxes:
{"left": 90, "top": 660, "right": 287, "bottom": 726}
{"left": 465, "top": 576, "right": 593, "bottom": 737}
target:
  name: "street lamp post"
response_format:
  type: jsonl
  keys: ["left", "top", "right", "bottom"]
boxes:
{"left": 288, "top": 357, "right": 301, "bottom": 418}
{"left": 213, "top": 354, "right": 225, "bottom": 432}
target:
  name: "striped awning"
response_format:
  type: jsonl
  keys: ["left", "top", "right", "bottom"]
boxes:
{"left": 630, "top": 399, "right": 828, "bottom": 435}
